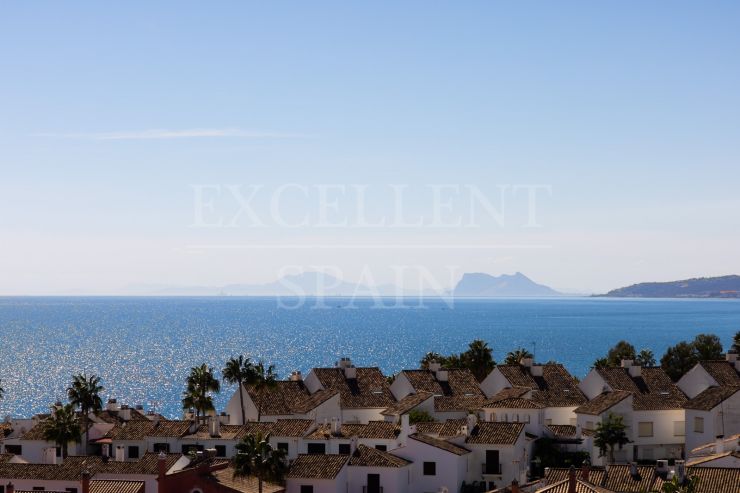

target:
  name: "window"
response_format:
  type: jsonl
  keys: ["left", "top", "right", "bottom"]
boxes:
{"left": 300, "top": 486, "right": 314, "bottom": 493}
{"left": 215, "top": 445, "right": 226, "bottom": 458}
{"left": 5, "top": 445, "right": 21, "bottom": 455}
{"left": 485, "top": 450, "right": 501, "bottom": 475}
{"left": 128, "top": 445, "right": 140, "bottom": 459}
{"left": 694, "top": 417, "right": 704, "bottom": 433}
{"left": 154, "top": 443, "right": 170, "bottom": 453}
{"left": 307, "top": 443, "right": 326, "bottom": 455}
{"left": 277, "top": 442, "right": 289, "bottom": 454}
{"left": 1, "top": 485, "right": 5, "bottom": 493}
{"left": 673, "top": 421, "right": 685, "bottom": 437}
{"left": 638, "top": 422, "right": 653, "bottom": 437}
{"left": 642, "top": 447, "right": 654, "bottom": 460}
{"left": 338, "top": 443, "right": 351, "bottom": 455}
{"left": 375, "top": 445, "right": 387, "bottom": 452}
{"left": 423, "top": 461, "right": 436, "bottom": 476}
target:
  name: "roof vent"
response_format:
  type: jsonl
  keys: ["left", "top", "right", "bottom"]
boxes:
{"left": 290, "top": 370, "right": 303, "bottom": 382}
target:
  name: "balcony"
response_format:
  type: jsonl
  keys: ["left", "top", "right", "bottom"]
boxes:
{"left": 362, "top": 487, "right": 383, "bottom": 493}
{"left": 482, "top": 463, "right": 502, "bottom": 475}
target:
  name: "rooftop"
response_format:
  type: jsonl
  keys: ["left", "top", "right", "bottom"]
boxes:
{"left": 311, "top": 367, "right": 396, "bottom": 409}
{"left": 497, "top": 364, "right": 587, "bottom": 407}
{"left": 287, "top": 454, "right": 349, "bottom": 479}
{"left": 348, "top": 444, "right": 411, "bottom": 468}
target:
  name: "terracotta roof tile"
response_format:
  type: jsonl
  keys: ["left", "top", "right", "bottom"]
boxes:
{"left": 536, "top": 478, "right": 610, "bottom": 493}
{"left": 401, "top": 369, "right": 484, "bottom": 399}
{"left": 311, "top": 368, "right": 395, "bottom": 409}
{"left": 688, "top": 465, "right": 740, "bottom": 493}
{"left": 307, "top": 421, "right": 398, "bottom": 440}
{"left": 433, "top": 395, "right": 486, "bottom": 412}
{"left": 683, "top": 386, "right": 740, "bottom": 411}
{"left": 267, "top": 419, "right": 314, "bottom": 438}
{"left": 246, "top": 380, "right": 337, "bottom": 416}
{"left": 465, "top": 422, "right": 524, "bottom": 445}
{"left": 348, "top": 444, "right": 411, "bottom": 468}
{"left": 287, "top": 454, "right": 348, "bottom": 479}
{"left": 545, "top": 425, "right": 595, "bottom": 438}
{"left": 413, "top": 422, "right": 443, "bottom": 435}
{"left": 381, "top": 392, "right": 434, "bottom": 416}
{"left": 497, "top": 365, "right": 587, "bottom": 407}
{"left": 484, "top": 397, "right": 544, "bottom": 409}
{"left": 699, "top": 361, "right": 740, "bottom": 387}
{"left": 574, "top": 391, "right": 632, "bottom": 416}
{"left": 437, "top": 419, "right": 467, "bottom": 438}
{"left": 89, "top": 480, "right": 145, "bottom": 493}
{"left": 408, "top": 433, "right": 470, "bottom": 455}
{"left": 600, "top": 464, "right": 665, "bottom": 492}
{"left": 596, "top": 367, "right": 686, "bottom": 410}
{"left": 209, "top": 467, "right": 284, "bottom": 493}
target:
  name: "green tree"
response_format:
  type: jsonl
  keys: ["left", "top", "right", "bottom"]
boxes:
{"left": 67, "top": 373, "right": 103, "bottom": 456}
{"left": 460, "top": 339, "right": 495, "bottom": 381}
{"left": 505, "top": 347, "right": 534, "bottom": 365}
{"left": 223, "top": 356, "right": 256, "bottom": 425}
{"left": 662, "top": 474, "right": 699, "bottom": 493}
{"left": 182, "top": 364, "right": 221, "bottom": 423}
{"left": 233, "top": 432, "right": 287, "bottom": 493}
{"left": 593, "top": 413, "right": 630, "bottom": 463}
{"left": 605, "top": 341, "right": 636, "bottom": 367}
{"left": 661, "top": 342, "right": 699, "bottom": 381}
{"left": 692, "top": 333, "right": 723, "bottom": 360}
{"left": 42, "top": 404, "right": 81, "bottom": 458}
{"left": 635, "top": 349, "right": 656, "bottom": 367}
{"left": 252, "top": 361, "right": 278, "bottom": 422}
{"left": 407, "top": 409, "right": 435, "bottom": 424}
{"left": 419, "top": 352, "right": 446, "bottom": 369}
{"left": 592, "top": 357, "right": 609, "bottom": 369}
{"left": 731, "top": 330, "right": 740, "bottom": 353}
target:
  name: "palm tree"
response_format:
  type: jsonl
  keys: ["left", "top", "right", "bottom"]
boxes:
{"left": 42, "top": 404, "right": 81, "bottom": 458}
{"left": 662, "top": 475, "right": 699, "bottom": 493}
{"left": 252, "top": 361, "right": 278, "bottom": 422}
{"left": 223, "top": 356, "right": 256, "bottom": 424}
{"left": 731, "top": 330, "right": 740, "bottom": 353}
{"left": 233, "top": 432, "right": 287, "bottom": 493}
{"left": 460, "top": 339, "right": 495, "bottom": 381}
{"left": 594, "top": 412, "right": 630, "bottom": 463}
{"left": 182, "top": 364, "right": 221, "bottom": 423}
{"left": 67, "top": 374, "right": 103, "bottom": 456}
{"left": 635, "top": 348, "right": 656, "bottom": 367}
{"left": 505, "top": 347, "right": 534, "bottom": 365}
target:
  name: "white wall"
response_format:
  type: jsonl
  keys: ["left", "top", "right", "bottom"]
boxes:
{"left": 677, "top": 365, "right": 717, "bottom": 399}
{"left": 685, "top": 391, "right": 740, "bottom": 453}
{"left": 391, "top": 438, "right": 468, "bottom": 493}
{"left": 286, "top": 467, "right": 348, "bottom": 493}
{"left": 630, "top": 409, "right": 685, "bottom": 461}
{"left": 544, "top": 406, "right": 577, "bottom": 427}
{"left": 347, "top": 465, "right": 409, "bottom": 493}
{"left": 579, "top": 371, "right": 609, "bottom": 400}
{"left": 479, "top": 368, "right": 512, "bottom": 398}
{"left": 389, "top": 374, "right": 415, "bottom": 401}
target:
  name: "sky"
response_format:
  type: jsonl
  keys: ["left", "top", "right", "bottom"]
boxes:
{"left": 1, "top": 1, "right": 739, "bottom": 295}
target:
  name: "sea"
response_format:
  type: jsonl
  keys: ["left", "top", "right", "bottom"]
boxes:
{"left": 0, "top": 296, "right": 738, "bottom": 418}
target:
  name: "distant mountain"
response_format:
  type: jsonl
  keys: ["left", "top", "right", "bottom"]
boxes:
{"left": 453, "top": 272, "right": 561, "bottom": 297}
{"left": 601, "top": 275, "right": 740, "bottom": 298}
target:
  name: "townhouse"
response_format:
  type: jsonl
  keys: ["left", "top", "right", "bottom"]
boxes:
{"left": 390, "top": 363, "right": 486, "bottom": 421}
{"left": 480, "top": 359, "right": 587, "bottom": 428}
{"left": 225, "top": 372, "right": 340, "bottom": 425}
{"left": 577, "top": 360, "right": 687, "bottom": 463}
{"left": 677, "top": 352, "right": 740, "bottom": 453}
{"left": 301, "top": 421, "right": 401, "bottom": 455}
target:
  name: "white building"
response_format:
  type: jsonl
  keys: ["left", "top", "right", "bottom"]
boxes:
{"left": 578, "top": 361, "right": 688, "bottom": 463}
{"left": 391, "top": 433, "right": 471, "bottom": 493}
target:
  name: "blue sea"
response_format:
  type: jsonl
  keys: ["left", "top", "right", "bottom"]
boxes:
{"left": 0, "top": 296, "right": 738, "bottom": 418}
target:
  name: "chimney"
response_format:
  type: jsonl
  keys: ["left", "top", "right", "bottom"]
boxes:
{"left": 81, "top": 470, "right": 90, "bottom": 493}
{"left": 337, "top": 357, "right": 352, "bottom": 369}
{"left": 115, "top": 445, "right": 125, "bottom": 462}
{"left": 726, "top": 351, "right": 738, "bottom": 363}
{"left": 576, "top": 423, "right": 583, "bottom": 439}
{"left": 715, "top": 435, "right": 725, "bottom": 454}
{"left": 520, "top": 357, "right": 533, "bottom": 368}
{"left": 531, "top": 365, "right": 543, "bottom": 377}
{"left": 106, "top": 399, "right": 119, "bottom": 412}
{"left": 568, "top": 466, "right": 577, "bottom": 493}
{"left": 158, "top": 452, "right": 168, "bottom": 493}
{"left": 102, "top": 443, "right": 110, "bottom": 458}
{"left": 290, "top": 370, "right": 303, "bottom": 382}
{"left": 581, "top": 460, "right": 590, "bottom": 482}
{"left": 43, "top": 447, "right": 57, "bottom": 465}
{"left": 621, "top": 359, "right": 634, "bottom": 368}
{"left": 6, "top": 483, "right": 14, "bottom": 493}
{"left": 675, "top": 460, "right": 686, "bottom": 484}
{"left": 330, "top": 417, "right": 341, "bottom": 436}
{"left": 148, "top": 412, "right": 160, "bottom": 425}
{"left": 628, "top": 365, "right": 642, "bottom": 378}
{"left": 510, "top": 479, "right": 520, "bottom": 493}
{"left": 119, "top": 405, "right": 131, "bottom": 421}
{"left": 466, "top": 413, "right": 477, "bottom": 432}
{"left": 428, "top": 361, "right": 441, "bottom": 372}
{"left": 435, "top": 370, "right": 448, "bottom": 382}
{"left": 343, "top": 366, "right": 357, "bottom": 379}
{"left": 208, "top": 416, "right": 221, "bottom": 437}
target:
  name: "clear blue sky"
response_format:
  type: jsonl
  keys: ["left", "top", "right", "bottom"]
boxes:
{"left": 1, "top": 2, "right": 739, "bottom": 294}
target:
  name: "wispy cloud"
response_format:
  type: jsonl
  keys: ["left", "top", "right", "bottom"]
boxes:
{"left": 32, "top": 128, "right": 306, "bottom": 140}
